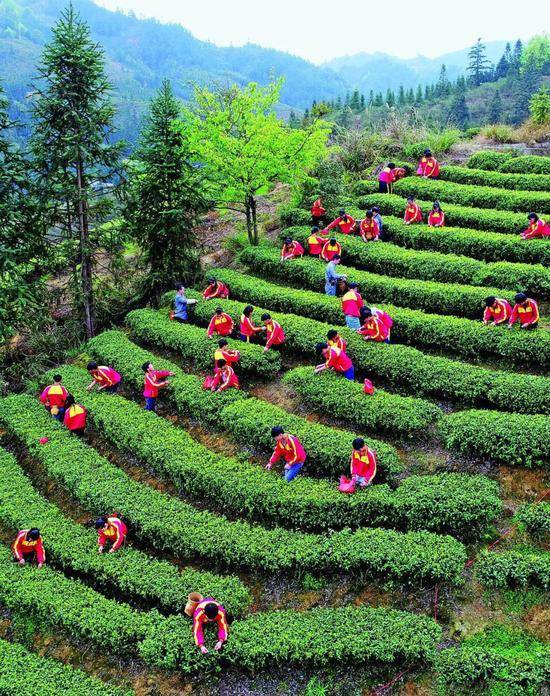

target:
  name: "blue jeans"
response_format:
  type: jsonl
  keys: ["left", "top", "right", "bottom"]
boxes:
{"left": 325, "top": 283, "right": 337, "bottom": 296}
{"left": 345, "top": 316, "right": 361, "bottom": 330}
{"left": 341, "top": 366, "right": 355, "bottom": 380}
{"left": 105, "top": 383, "right": 120, "bottom": 394}
{"left": 52, "top": 408, "right": 65, "bottom": 422}
{"left": 285, "top": 462, "right": 304, "bottom": 482}
{"left": 145, "top": 397, "right": 157, "bottom": 411}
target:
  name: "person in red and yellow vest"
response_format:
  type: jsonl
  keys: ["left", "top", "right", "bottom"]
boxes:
{"left": 211, "top": 359, "right": 239, "bottom": 392}
{"left": 12, "top": 528, "right": 45, "bottom": 568}
{"left": 324, "top": 209, "right": 356, "bottom": 235}
{"left": 508, "top": 293, "right": 540, "bottom": 330}
{"left": 203, "top": 278, "right": 230, "bottom": 300}
{"left": 307, "top": 227, "right": 327, "bottom": 257}
{"left": 142, "top": 362, "right": 174, "bottom": 412}
{"left": 378, "top": 162, "right": 396, "bottom": 193}
{"left": 483, "top": 296, "right": 512, "bottom": 326}
{"left": 261, "top": 313, "right": 285, "bottom": 352}
{"left": 521, "top": 213, "right": 550, "bottom": 240}
{"left": 417, "top": 149, "right": 440, "bottom": 178}
{"left": 95, "top": 515, "right": 127, "bottom": 554}
{"left": 428, "top": 201, "right": 445, "bottom": 227}
{"left": 341, "top": 282, "right": 364, "bottom": 330}
{"left": 321, "top": 238, "right": 342, "bottom": 262}
{"left": 214, "top": 339, "right": 240, "bottom": 366}
{"left": 327, "top": 329, "right": 347, "bottom": 352}
{"left": 281, "top": 238, "right": 305, "bottom": 261}
{"left": 39, "top": 374, "right": 68, "bottom": 421}
{"left": 239, "top": 305, "right": 264, "bottom": 342}
{"left": 207, "top": 308, "right": 234, "bottom": 338}
{"left": 311, "top": 197, "right": 326, "bottom": 225}
{"left": 266, "top": 426, "right": 307, "bottom": 482}
{"left": 351, "top": 438, "right": 377, "bottom": 487}
{"left": 63, "top": 394, "right": 87, "bottom": 435}
{"left": 358, "top": 308, "right": 391, "bottom": 343}
{"left": 86, "top": 363, "right": 121, "bottom": 393}
{"left": 193, "top": 598, "right": 229, "bottom": 654}
{"left": 315, "top": 342, "right": 355, "bottom": 380}
{"left": 359, "top": 211, "right": 381, "bottom": 241}
{"left": 404, "top": 197, "right": 423, "bottom": 224}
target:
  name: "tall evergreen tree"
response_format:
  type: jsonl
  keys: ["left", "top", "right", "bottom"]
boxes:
{"left": 510, "top": 39, "right": 523, "bottom": 75}
{"left": 397, "top": 85, "right": 406, "bottom": 106}
{"left": 467, "top": 38, "right": 492, "bottom": 86}
{"left": 368, "top": 90, "right": 374, "bottom": 106}
{"left": 448, "top": 76, "right": 469, "bottom": 128}
{"left": 123, "top": 79, "right": 207, "bottom": 305}
{"left": 488, "top": 89, "right": 503, "bottom": 122}
{"left": 415, "top": 85, "right": 423, "bottom": 103}
{"left": 406, "top": 88, "right": 415, "bottom": 104}
{"left": 350, "top": 89, "right": 361, "bottom": 112}
{"left": 30, "top": 3, "right": 122, "bottom": 338}
{"left": 359, "top": 93, "right": 365, "bottom": 110}
{"left": 374, "top": 92, "right": 384, "bottom": 107}
{"left": 494, "top": 42, "right": 512, "bottom": 79}
{"left": 385, "top": 88, "right": 395, "bottom": 107}
{"left": 511, "top": 64, "right": 541, "bottom": 124}
{"left": 436, "top": 64, "right": 450, "bottom": 96}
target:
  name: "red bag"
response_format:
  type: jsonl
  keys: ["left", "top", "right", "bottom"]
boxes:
{"left": 339, "top": 475, "right": 356, "bottom": 494}
{"left": 202, "top": 375, "right": 215, "bottom": 390}
{"left": 363, "top": 379, "right": 374, "bottom": 395}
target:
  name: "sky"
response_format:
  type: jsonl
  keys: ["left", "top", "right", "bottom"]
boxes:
{"left": 95, "top": 0, "right": 547, "bottom": 63}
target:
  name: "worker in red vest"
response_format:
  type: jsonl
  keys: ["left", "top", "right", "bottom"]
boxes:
{"left": 39, "top": 374, "right": 68, "bottom": 420}
{"left": 214, "top": 339, "right": 240, "bottom": 366}
{"left": 341, "top": 282, "right": 364, "bottom": 329}
{"left": 358, "top": 308, "right": 392, "bottom": 343}
{"left": 193, "top": 598, "right": 229, "bottom": 654}
{"left": 261, "top": 313, "right": 285, "bottom": 352}
{"left": 311, "top": 197, "right": 326, "bottom": 225}
{"left": 315, "top": 342, "right": 355, "bottom": 380}
{"left": 203, "top": 278, "right": 230, "bottom": 300}
{"left": 142, "top": 362, "right": 174, "bottom": 412}
{"left": 210, "top": 359, "right": 240, "bottom": 392}
{"left": 508, "top": 293, "right": 540, "bottom": 329}
{"left": 266, "top": 426, "right": 307, "bottom": 482}
{"left": 428, "top": 201, "right": 445, "bottom": 227}
{"left": 324, "top": 209, "right": 356, "bottom": 235}
{"left": 321, "top": 238, "right": 342, "bottom": 262}
{"left": 359, "top": 211, "right": 381, "bottom": 241}
{"left": 521, "top": 213, "right": 550, "bottom": 240}
{"left": 239, "top": 305, "right": 264, "bottom": 342}
{"left": 307, "top": 227, "right": 327, "bottom": 257}
{"left": 95, "top": 515, "right": 127, "bottom": 554}
{"left": 417, "top": 149, "right": 440, "bottom": 178}
{"left": 207, "top": 308, "right": 234, "bottom": 338}
{"left": 378, "top": 163, "right": 396, "bottom": 193}
{"left": 483, "top": 296, "right": 512, "bottom": 326}
{"left": 351, "top": 438, "right": 377, "bottom": 487}
{"left": 281, "top": 237, "right": 305, "bottom": 261}
{"left": 86, "top": 363, "right": 121, "bottom": 393}
{"left": 404, "top": 197, "right": 422, "bottom": 224}
{"left": 327, "top": 329, "right": 347, "bottom": 352}
{"left": 12, "top": 528, "right": 45, "bottom": 568}
{"left": 63, "top": 394, "right": 87, "bottom": 435}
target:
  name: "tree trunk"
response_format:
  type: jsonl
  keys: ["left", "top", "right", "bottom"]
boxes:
{"left": 250, "top": 195, "right": 258, "bottom": 245}
{"left": 244, "top": 196, "right": 253, "bottom": 244}
{"left": 76, "top": 160, "right": 95, "bottom": 338}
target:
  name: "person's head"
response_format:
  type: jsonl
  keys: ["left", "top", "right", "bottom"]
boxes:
{"left": 338, "top": 208, "right": 346, "bottom": 217}
{"left": 204, "top": 602, "right": 219, "bottom": 620}
{"left": 216, "top": 358, "right": 227, "bottom": 369}
{"left": 407, "top": 196, "right": 415, "bottom": 204}
{"left": 361, "top": 307, "right": 373, "bottom": 319}
{"left": 365, "top": 210, "right": 373, "bottom": 219}
{"left": 261, "top": 313, "right": 271, "bottom": 323}
{"left": 64, "top": 393, "right": 75, "bottom": 409}
{"left": 208, "top": 277, "right": 217, "bottom": 286}
{"left": 329, "top": 237, "right": 337, "bottom": 246}
{"left": 485, "top": 296, "right": 497, "bottom": 308}
{"left": 27, "top": 528, "right": 40, "bottom": 541}
{"left": 528, "top": 213, "right": 539, "bottom": 222}
{"left": 87, "top": 361, "right": 98, "bottom": 373}
{"left": 514, "top": 293, "right": 528, "bottom": 305}
{"left": 215, "top": 307, "right": 223, "bottom": 316}
{"left": 284, "top": 237, "right": 293, "bottom": 246}
{"left": 388, "top": 162, "right": 395, "bottom": 170}
{"left": 243, "top": 305, "right": 254, "bottom": 317}
{"left": 176, "top": 283, "right": 185, "bottom": 294}
{"left": 352, "top": 437, "right": 365, "bottom": 452}
{"left": 218, "top": 339, "right": 228, "bottom": 348}
{"left": 271, "top": 425, "right": 284, "bottom": 442}
{"left": 327, "top": 329, "right": 339, "bottom": 341}
{"left": 424, "top": 149, "right": 432, "bottom": 157}
{"left": 332, "top": 254, "right": 341, "bottom": 264}
{"left": 316, "top": 341, "right": 329, "bottom": 357}
{"left": 433, "top": 200, "right": 441, "bottom": 211}
{"left": 142, "top": 361, "right": 153, "bottom": 373}
{"left": 372, "top": 206, "right": 380, "bottom": 214}
{"left": 348, "top": 282, "right": 358, "bottom": 290}
{"left": 311, "top": 226, "right": 320, "bottom": 234}
{"left": 94, "top": 517, "right": 108, "bottom": 530}
{"left": 53, "top": 374, "right": 62, "bottom": 384}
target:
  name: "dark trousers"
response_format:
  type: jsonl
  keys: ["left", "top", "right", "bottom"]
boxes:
{"left": 105, "top": 383, "right": 120, "bottom": 394}
{"left": 145, "top": 397, "right": 157, "bottom": 411}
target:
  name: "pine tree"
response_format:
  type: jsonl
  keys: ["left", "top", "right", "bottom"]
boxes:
{"left": 488, "top": 89, "right": 503, "bottom": 122}
{"left": 374, "top": 92, "right": 384, "bottom": 107}
{"left": 436, "top": 64, "right": 450, "bottom": 96}
{"left": 494, "top": 42, "right": 512, "bottom": 79}
{"left": 397, "top": 85, "right": 406, "bottom": 106}
{"left": 344, "top": 92, "right": 350, "bottom": 107}
{"left": 350, "top": 89, "right": 361, "bottom": 112}
{"left": 368, "top": 90, "right": 374, "bottom": 106}
{"left": 336, "top": 95, "right": 342, "bottom": 110}
{"left": 512, "top": 40, "right": 523, "bottom": 71}
{"left": 448, "top": 76, "right": 469, "bottom": 128}
{"left": 467, "top": 38, "right": 492, "bottom": 86}
{"left": 30, "top": 3, "right": 122, "bottom": 338}
{"left": 415, "top": 85, "right": 423, "bottom": 103}
{"left": 406, "top": 88, "right": 415, "bottom": 104}
{"left": 359, "top": 93, "right": 365, "bottom": 110}
{"left": 424, "top": 85, "right": 430, "bottom": 100}
{"left": 385, "top": 88, "right": 395, "bottom": 107}
{"left": 511, "top": 64, "right": 541, "bottom": 124}
{"left": 122, "top": 79, "right": 207, "bottom": 305}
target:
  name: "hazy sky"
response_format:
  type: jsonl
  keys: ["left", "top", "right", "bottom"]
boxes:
{"left": 95, "top": 0, "right": 547, "bottom": 63}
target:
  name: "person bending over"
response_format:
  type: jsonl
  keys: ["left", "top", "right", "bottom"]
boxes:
{"left": 266, "top": 426, "right": 307, "bottom": 482}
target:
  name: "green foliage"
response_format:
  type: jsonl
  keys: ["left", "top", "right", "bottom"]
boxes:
{"left": 185, "top": 270, "right": 550, "bottom": 414}
{"left": 0, "top": 447, "right": 250, "bottom": 616}
{"left": 0, "top": 394, "right": 467, "bottom": 583}
{"left": 479, "top": 124, "right": 517, "bottom": 144}
{"left": 439, "top": 164, "right": 550, "bottom": 192}
{"left": 521, "top": 34, "right": 550, "bottom": 73}
{"left": 439, "top": 410, "right": 550, "bottom": 468}
{"left": 475, "top": 547, "right": 550, "bottom": 590}
{"left": 468, "top": 151, "right": 550, "bottom": 175}
{"left": 529, "top": 86, "right": 550, "bottom": 125}
{"left": 515, "top": 502, "right": 550, "bottom": 539}
{"left": 0, "top": 639, "right": 133, "bottom": 696}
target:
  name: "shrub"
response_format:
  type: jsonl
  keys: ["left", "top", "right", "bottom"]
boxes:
{"left": 0, "top": 395, "right": 467, "bottom": 583}
{"left": 515, "top": 502, "right": 550, "bottom": 539}
{"left": 181, "top": 273, "right": 550, "bottom": 415}
{"left": 0, "top": 639, "right": 134, "bottom": 696}
{"left": 480, "top": 125, "right": 518, "bottom": 144}
{"left": 283, "top": 366, "right": 441, "bottom": 438}
{"left": 467, "top": 150, "right": 515, "bottom": 171}
{"left": 475, "top": 547, "right": 550, "bottom": 590}
{"left": 439, "top": 164, "right": 550, "bottom": 192}
{"left": 283, "top": 226, "right": 550, "bottom": 297}
{"left": 0, "top": 447, "right": 250, "bottom": 616}
{"left": 500, "top": 154, "right": 550, "bottom": 175}
{"left": 439, "top": 410, "right": 550, "bottom": 468}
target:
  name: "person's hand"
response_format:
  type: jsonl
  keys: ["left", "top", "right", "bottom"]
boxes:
{"left": 265, "top": 463, "right": 273, "bottom": 470}
{"left": 284, "top": 464, "right": 290, "bottom": 470}
{"left": 98, "top": 546, "right": 104, "bottom": 554}
{"left": 263, "top": 347, "right": 269, "bottom": 353}
{"left": 37, "top": 563, "right": 43, "bottom": 569}
{"left": 18, "top": 559, "right": 25, "bottom": 566}
{"left": 86, "top": 385, "right": 93, "bottom": 391}
{"left": 521, "top": 323, "right": 529, "bottom": 329}
{"left": 507, "top": 324, "right": 513, "bottom": 329}
{"left": 483, "top": 320, "right": 488, "bottom": 325}
{"left": 108, "top": 548, "right": 115, "bottom": 554}
{"left": 200, "top": 646, "right": 208, "bottom": 655}
{"left": 214, "top": 641, "right": 223, "bottom": 651}
{"left": 169, "top": 371, "right": 175, "bottom": 376}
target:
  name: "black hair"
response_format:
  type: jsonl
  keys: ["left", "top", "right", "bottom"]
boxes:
{"left": 485, "top": 296, "right": 496, "bottom": 307}
{"left": 528, "top": 213, "right": 538, "bottom": 221}
{"left": 348, "top": 282, "right": 358, "bottom": 289}
{"left": 216, "top": 358, "right": 227, "bottom": 368}
{"left": 433, "top": 200, "right": 441, "bottom": 209}
{"left": 176, "top": 283, "right": 185, "bottom": 292}
{"left": 208, "top": 277, "right": 216, "bottom": 284}
{"left": 284, "top": 237, "right": 292, "bottom": 245}
{"left": 87, "top": 361, "right": 98, "bottom": 371}
{"left": 261, "top": 313, "right": 271, "bottom": 321}
{"left": 515, "top": 293, "right": 528, "bottom": 303}
{"left": 316, "top": 342, "right": 328, "bottom": 353}
{"left": 215, "top": 307, "right": 223, "bottom": 314}
{"left": 218, "top": 339, "right": 228, "bottom": 348}
{"left": 142, "top": 361, "right": 152, "bottom": 372}
{"left": 352, "top": 437, "right": 365, "bottom": 450}
{"left": 94, "top": 517, "right": 107, "bottom": 529}
{"left": 27, "top": 528, "right": 40, "bottom": 540}
{"left": 365, "top": 210, "right": 373, "bottom": 218}
{"left": 388, "top": 162, "right": 395, "bottom": 169}
{"left": 424, "top": 148, "right": 432, "bottom": 156}
{"left": 53, "top": 374, "right": 62, "bottom": 383}
{"left": 204, "top": 603, "right": 219, "bottom": 620}
{"left": 332, "top": 253, "right": 341, "bottom": 261}
{"left": 372, "top": 206, "right": 380, "bottom": 213}
{"left": 271, "top": 426, "right": 284, "bottom": 437}
{"left": 64, "top": 394, "right": 75, "bottom": 408}
{"left": 243, "top": 305, "right": 254, "bottom": 317}
{"left": 327, "top": 329, "right": 338, "bottom": 340}
{"left": 311, "top": 226, "right": 320, "bottom": 233}
{"left": 338, "top": 208, "right": 346, "bottom": 216}
{"left": 407, "top": 196, "right": 414, "bottom": 203}
{"left": 361, "top": 307, "right": 373, "bottom": 318}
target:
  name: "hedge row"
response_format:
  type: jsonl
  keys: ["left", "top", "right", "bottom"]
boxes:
{"left": 232, "top": 251, "right": 550, "bottom": 369}
{"left": 0, "top": 447, "right": 250, "bottom": 616}
{"left": 125, "top": 308, "right": 281, "bottom": 378}
{"left": 86, "top": 330, "right": 404, "bottom": 482}
{"left": 439, "top": 410, "right": 550, "bottom": 469}
{"left": 283, "top": 366, "right": 441, "bottom": 438}
{"left": 0, "top": 395, "right": 467, "bottom": 583}
{"left": 475, "top": 547, "right": 550, "bottom": 590}
{"left": 516, "top": 502, "right": 550, "bottom": 539}
{"left": 182, "top": 275, "right": 550, "bottom": 414}
{"left": 436, "top": 625, "right": 550, "bottom": 695}
{"left": 239, "top": 244, "right": 512, "bottom": 320}
{"left": 439, "top": 164, "right": 550, "bottom": 192}
{"left": 355, "top": 191, "right": 528, "bottom": 234}
{"left": 283, "top": 226, "right": 550, "bottom": 297}
{"left": 0, "top": 639, "right": 132, "bottom": 696}
{"left": 468, "top": 150, "right": 550, "bottom": 175}
{"left": 360, "top": 177, "right": 550, "bottom": 213}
